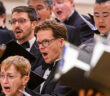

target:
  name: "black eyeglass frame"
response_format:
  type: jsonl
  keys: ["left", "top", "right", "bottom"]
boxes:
{"left": 37, "top": 38, "right": 56, "bottom": 48}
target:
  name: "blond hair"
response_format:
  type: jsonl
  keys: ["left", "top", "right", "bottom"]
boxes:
{"left": 1, "top": 55, "right": 31, "bottom": 77}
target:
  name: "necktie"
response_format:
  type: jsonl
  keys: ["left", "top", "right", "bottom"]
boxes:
{"left": 20, "top": 42, "right": 30, "bottom": 48}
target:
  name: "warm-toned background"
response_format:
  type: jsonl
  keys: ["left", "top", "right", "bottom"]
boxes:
{"left": 0, "top": 0, "right": 95, "bottom": 29}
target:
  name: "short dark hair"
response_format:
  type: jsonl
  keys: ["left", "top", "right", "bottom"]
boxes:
{"left": 28, "top": 0, "right": 53, "bottom": 8}
{"left": 35, "top": 19, "right": 68, "bottom": 41}
{"left": 12, "top": 6, "right": 37, "bottom": 21}
{"left": 0, "top": 1, "right": 5, "bottom": 16}
{"left": 95, "top": 0, "right": 110, "bottom": 3}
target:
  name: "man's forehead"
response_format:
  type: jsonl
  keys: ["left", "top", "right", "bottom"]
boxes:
{"left": 29, "top": 0, "right": 45, "bottom": 4}
{"left": 37, "top": 29, "right": 53, "bottom": 38}
{"left": 12, "top": 12, "right": 28, "bottom": 18}
{"left": 94, "top": 3, "right": 110, "bottom": 12}
{"left": 54, "top": 0, "right": 68, "bottom": 2}
{"left": 29, "top": 0, "right": 46, "bottom": 8}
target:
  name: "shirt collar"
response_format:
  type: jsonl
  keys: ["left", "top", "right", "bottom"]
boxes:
{"left": 28, "top": 36, "right": 36, "bottom": 49}
{"left": 17, "top": 37, "right": 36, "bottom": 51}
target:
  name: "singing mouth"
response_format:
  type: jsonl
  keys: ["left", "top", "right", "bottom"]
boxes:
{"left": 3, "top": 86, "right": 10, "bottom": 92}
{"left": 42, "top": 52, "right": 48, "bottom": 57}
{"left": 57, "top": 10, "right": 62, "bottom": 15}
{"left": 99, "top": 26, "right": 105, "bottom": 29}
{"left": 15, "top": 29, "right": 22, "bottom": 34}
{"left": 38, "top": 17, "right": 41, "bottom": 21}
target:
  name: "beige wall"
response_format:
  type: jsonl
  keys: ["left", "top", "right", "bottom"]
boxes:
{"left": 75, "top": 0, "right": 95, "bottom": 15}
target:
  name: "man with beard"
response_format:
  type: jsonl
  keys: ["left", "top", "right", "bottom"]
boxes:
{"left": 10, "top": 6, "right": 45, "bottom": 69}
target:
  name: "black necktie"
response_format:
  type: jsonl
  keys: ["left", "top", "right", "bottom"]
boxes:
{"left": 20, "top": 42, "right": 30, "bottom": 48}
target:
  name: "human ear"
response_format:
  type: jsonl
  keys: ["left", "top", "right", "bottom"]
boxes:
{"left": 22, "top": 76, "right": 30, "bottom": 86}
{"left": 32, "top": 21, "right": 37, "bottom": 30}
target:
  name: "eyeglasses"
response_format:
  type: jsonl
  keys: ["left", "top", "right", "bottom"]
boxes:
{"left": 9, "top": 18, "right": 28, "bottom": 25}
{"left": 37, "top": 39, "right": 56, "bottom": 48}
{"left": 0, "top": 74, "right": 17, "bottom": 80}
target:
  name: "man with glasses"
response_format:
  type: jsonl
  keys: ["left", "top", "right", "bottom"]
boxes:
{"left": 27, "top": 19, "right": 74, "bottom": 95}
{"left": 27, "top": 0, "right": 81, "bottom": 46}
{"left": 10, "top": 6, "right": 45, "bottom": 69}
{"left": 27, "top": 0, "right": 53, "bottom": 24}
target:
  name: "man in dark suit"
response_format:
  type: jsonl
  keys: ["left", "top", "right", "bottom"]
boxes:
{"left": 11, "top": 6, "right": 45, "bottom": 69}
{"left": 28, "top": 0, "right": 81, "bottom": 46}
{"left": 27, "top": 20, "right": 74, "bottom": 95}
{"left": 0, "top": 1, "right": 15, "bottom": 42}
{"left": 53, "top": 0, "right": 94, "bottom": 43}
{"left": 79, "top": 0, "right": 110, "bottom": 54}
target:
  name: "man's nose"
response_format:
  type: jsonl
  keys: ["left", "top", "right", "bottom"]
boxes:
{"left": 39, "top": 44, "right": 45, "bottom": 49}
{"left": 14, "top": 21, "right": 20, "bottom": 26}
{"left": 99, "top": 17, "right": 104, "bottom": 23}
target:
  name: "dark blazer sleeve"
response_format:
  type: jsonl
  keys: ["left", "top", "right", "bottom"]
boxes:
{"left": 0, "top": 30, "right": 13, "bottom": 44}
{"left": 64, "top": 10, "right": 94, "bottom": 43}
{"left": 65, "top": 25, "right": 81, "bottom": 46}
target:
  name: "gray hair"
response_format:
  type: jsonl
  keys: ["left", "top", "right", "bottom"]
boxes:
{"left": 27, "top": 0, "right": 53, "bottom": 8}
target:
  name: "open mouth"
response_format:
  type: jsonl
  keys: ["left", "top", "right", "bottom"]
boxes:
{"left": 16, "top": 29, "right": 22, "bottom": 33}
{"left": 57, "top": 10, "right": 62, "bottom": 15}
{"left": 99, "top": 26, "right": 105, "bottom": 28}
{"left": 4, "top": 86, "right": 10, "bottom": 92}
{"left": 42, "top": 52, "right": 48, "bottom": 57}
{"left": 38, "top": 17, "right": 41, "bottom": 21}
{"left": 15, "top": 29, "right": 22, "bottom": 33}
{"left": 99, "top": 26, "right": 105, "bottom": 29}
{"left": 15, "top": 29, "right": 22, "bottom": 35}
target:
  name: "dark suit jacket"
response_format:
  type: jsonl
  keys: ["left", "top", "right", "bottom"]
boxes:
{"left": 65, "top": 24, "right": 81, "bottom": 46}
{"left": 64, "top": 10, "right": 94, "bottom": 43}
{"left": 26, "top": 62, "right": 74, "bottom": 96}
{"left": 56, "top": 18, "right": 81, "bottom": 46}
{"left": 0, "top": 27, "right": 16, "bottom": 40}
{"left": 0, "top": 29, "right": 14, "bottom": 44}
{"left": 0, "top": 93, "right": 5, "bottom": 96}
{"left": 30, "top": 40, "right": 46, "bottom": 70}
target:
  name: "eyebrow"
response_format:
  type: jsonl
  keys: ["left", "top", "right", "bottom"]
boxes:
{"left": 0, "top": 72, "right": 13, "bottom": 75}
{"left": 94, "top": 12, "right": 109, "bottom": 14}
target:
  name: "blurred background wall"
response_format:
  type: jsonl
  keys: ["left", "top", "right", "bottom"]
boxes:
{"left": 0, "top": 0, "right": 95, "bottom": 29}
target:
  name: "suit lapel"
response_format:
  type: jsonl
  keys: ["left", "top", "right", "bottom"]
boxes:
{"left": 64, "top": 10, "right": 82, "bottom": 27}
{"left": 30, "top": 41, "right": 41, "bottom": 56}
{"left": 41, "top": 62, "right": 58, "bottom": 93}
